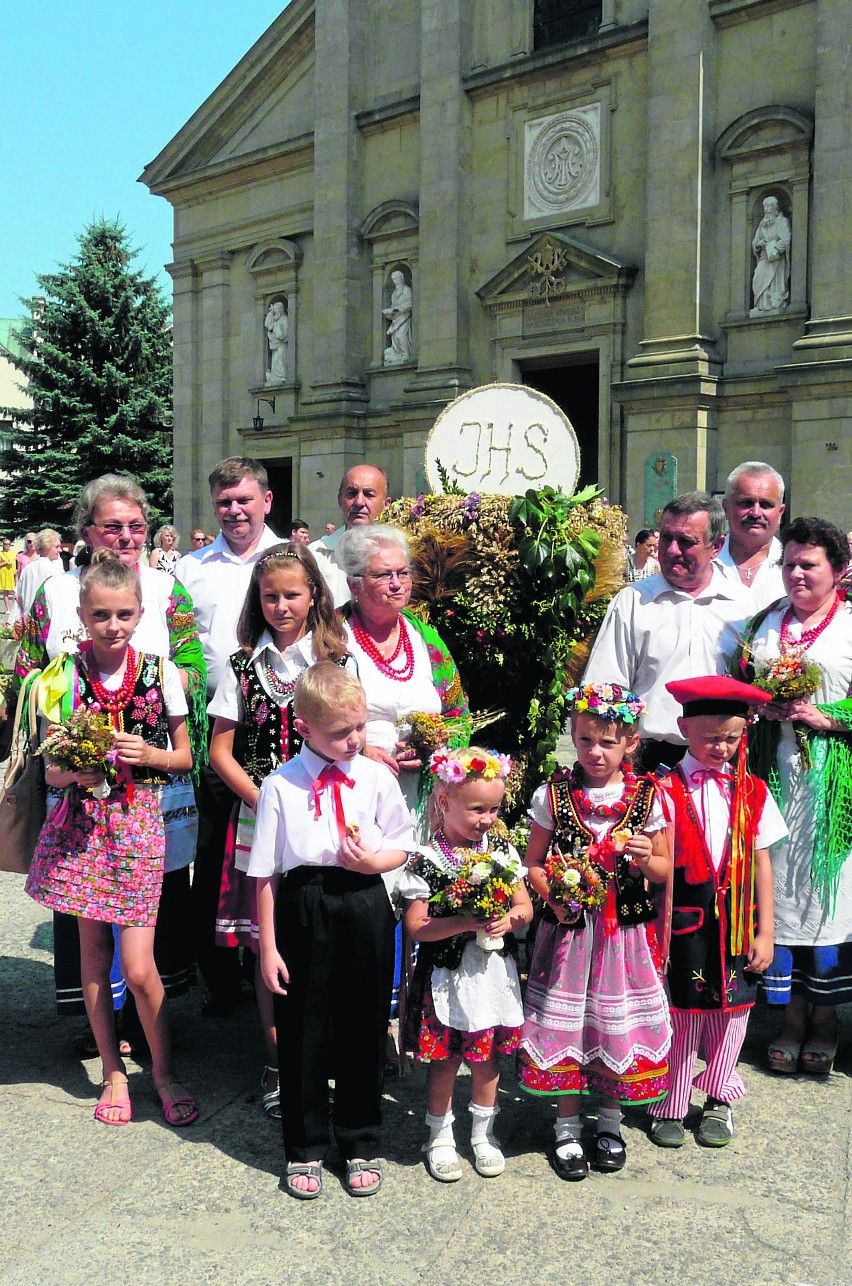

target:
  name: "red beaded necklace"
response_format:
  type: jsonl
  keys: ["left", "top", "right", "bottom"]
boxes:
{"left": 351, "top": 611, "right": 415, "bottom": 683}
{"left": 80, "top": 643, "right": 139, "bottom": 716}
{"left": 780, "top": 592, "right": 842, "bottom": 652}
{"left": 570, "top": 761, "right": 637, "bottom": 819}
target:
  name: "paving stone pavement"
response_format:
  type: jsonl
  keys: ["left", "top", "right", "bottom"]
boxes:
{"left": 1, "top": 870, "right": 851, "bottom": 1286}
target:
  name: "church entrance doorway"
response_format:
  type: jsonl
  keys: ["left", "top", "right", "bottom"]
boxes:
{"left": 521, "top": 358, "right": 600, "bottom": 491}
{"left": 262, "top": 459, "right": 294, "bottom": 538}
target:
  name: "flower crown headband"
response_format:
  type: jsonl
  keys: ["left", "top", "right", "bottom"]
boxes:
{"left": 566, "top": 682, "right": 646, "bottom": 724}
{"left": 429, "top": 748, "right": 513, "bottom": 784}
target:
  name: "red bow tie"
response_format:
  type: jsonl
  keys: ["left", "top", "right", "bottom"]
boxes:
{"left": 689, "top": 767, "right": 732, "bottom": 793}
{"left": 313, "top": 763, "right": 355, "bottom": 842}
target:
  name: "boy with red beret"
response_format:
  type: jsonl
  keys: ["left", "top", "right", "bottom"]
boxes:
{"left": 649, "top": 676, "right": 787, "bottom": 1148}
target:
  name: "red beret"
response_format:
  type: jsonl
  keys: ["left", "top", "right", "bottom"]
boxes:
{"left": 666, "top": 675, "right": 772, "bottom": 717}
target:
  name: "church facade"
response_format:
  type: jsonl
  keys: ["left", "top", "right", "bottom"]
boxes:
{"left": 141, "top": 0, "right": 851, "bottom": 534}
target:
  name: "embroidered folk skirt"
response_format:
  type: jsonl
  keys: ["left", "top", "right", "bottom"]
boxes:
{"left": 27, "top": 786, "right": 164, "bottom": 928}
{"left": 518, "top": 915, "right": 671, "bottom": 1104}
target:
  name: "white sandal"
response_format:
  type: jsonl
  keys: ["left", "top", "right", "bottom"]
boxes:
{"left": 423, "top": 1110, "right": 463, "bottom": 1182}
{"left": 469, "top": 1103, "right": 505, "bottom": 1178}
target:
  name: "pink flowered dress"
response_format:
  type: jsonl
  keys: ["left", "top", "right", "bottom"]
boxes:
{"left": 26, "top": 653, "right": 175, "bottom": 928}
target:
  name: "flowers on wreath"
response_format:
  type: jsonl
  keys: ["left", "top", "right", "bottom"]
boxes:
{"left": 429, "top": 746, "right": 513, "bottom": 784}
{"left": 566, "top": 682, "right": 645, "bottom": 724}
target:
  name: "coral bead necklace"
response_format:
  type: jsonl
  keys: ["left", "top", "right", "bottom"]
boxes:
{"left": 351, "top": 611, "right": 415, "bottom": 682}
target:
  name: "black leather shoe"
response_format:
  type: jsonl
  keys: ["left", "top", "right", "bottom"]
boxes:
{"left": 594, "top": 1131, "right": 627, "bottom": 1172}
{"left": 552, "top": 1145, "right": 589, "bottom": 1181}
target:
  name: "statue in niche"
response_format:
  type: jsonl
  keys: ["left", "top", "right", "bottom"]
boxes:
{"left": 750, "top": 196, "right": 791, "bottom": 316}
{"left": 382, "top": 269, "right": 413, "bottom": 365}
{"left": 264, "top": 298, "right": 288, "bottom": 384}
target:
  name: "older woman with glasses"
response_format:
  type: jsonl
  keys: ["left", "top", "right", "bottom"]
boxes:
{"left": 336, "top": 525, "right": 470, "bottom": 818}
{"left": 15, "top": 474, "right": 207, "bottom": 1045}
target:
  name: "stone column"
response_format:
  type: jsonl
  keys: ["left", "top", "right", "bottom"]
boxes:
{"left": 409, "top": 0, "right": 474, "bottom": 400}
{"left": 305, "top": 0, "right": 368, "bottom": 408}
{"left": 790, "top": 0, "right": 852, "bottom": 364}
{"left": 165, "top": 259, "right": 200, "bottom": 535}
{"left": 197, "top": 250, "right": 233, "bottom": 489}
{"left": 626, "top": 0, "right": 720, "bottom": 379}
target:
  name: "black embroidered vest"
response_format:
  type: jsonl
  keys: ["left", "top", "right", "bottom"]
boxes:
{"left": 547, "top": 772, "right": 658, "bottom": 926}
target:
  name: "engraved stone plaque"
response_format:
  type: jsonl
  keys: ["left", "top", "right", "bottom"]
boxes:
{"left": 425, "top": 383, "right": 580, "bottom": 496}
{"left": 524, "top": 103, "right": 601, "bottom": 220}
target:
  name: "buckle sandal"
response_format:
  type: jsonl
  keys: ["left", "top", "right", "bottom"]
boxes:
{"left": 345, "top": 1158, "right": 383, "bottom": 1197}
{"left": 594, "top": 1131, "right": 627, "bottom": 1172}
{"left": 285, "top": 1160, "right": 323, "bottom": 1201}
{"left": 697, "top": 1100, "right": 734, "bottom": 1147}
{"left": 261, "top": 1065, "right": 281, "bottom": 1119}
{"left": 649, "top": 1118, "right": 686, "bottom": 1148}
{"left": 94, "top": 1075, "right": 132, "bottom": 1126}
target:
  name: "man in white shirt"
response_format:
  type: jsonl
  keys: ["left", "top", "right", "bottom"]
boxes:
{"left": 309, "top": 464, "right": 389, "bottom": 606}
{"left": 583, "top": 492, "right": 750, "bottom": 771}
{"left": 715, "top": 461, "right": 786, "bottom": 612}
{"left": 175, "top": 456, "right": 282, "bottom": 1015}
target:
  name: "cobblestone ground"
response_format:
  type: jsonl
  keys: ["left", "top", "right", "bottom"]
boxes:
{"left": 1, "top": 872, "right": 850, "bottom": 1286}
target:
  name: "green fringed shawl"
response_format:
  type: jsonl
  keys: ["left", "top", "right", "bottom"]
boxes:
{"left": 749, "top": 700, "right": 852, "bottom": 916}
{"left": 165, "top": 580, "right": 208, "bottom": 782}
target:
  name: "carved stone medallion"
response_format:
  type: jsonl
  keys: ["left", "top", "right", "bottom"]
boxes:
{"left": 524, "top": 104, "right": 601, "bottom": 220}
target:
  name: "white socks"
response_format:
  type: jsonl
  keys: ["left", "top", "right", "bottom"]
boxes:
{"left": 554, "top": 1114, "right": 584, "bottom": 1159}
{"left": 597, "top": 1105, "right": 623, "bottom": 1136}
{"left": 469, "top": 1102, "right": 505, "bottom": 1177}
{"left": 423, "top": 1110, "right": 463, "bottom": 1182}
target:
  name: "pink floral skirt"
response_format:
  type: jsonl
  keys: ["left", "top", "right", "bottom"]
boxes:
{"left": 517, "top": 916, "right": 671, "bottom": 1105}
{"left": 26, "top": 786, "right": 164, "bottom": 928}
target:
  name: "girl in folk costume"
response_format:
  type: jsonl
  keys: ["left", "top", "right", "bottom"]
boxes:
{"left": 400, "top": 748, "right": 532, "bottom": 1182}
{"left": 518, "top": 684, "right": 672, "bottom": 1180}
{"left": 208, "top": 542, "right": 349, "bottom": 1118}
{"left": 25, "top": 552, "right": 197, "bottom": 1128}
{"left": 648, "top": 676, "right": 786, "bottom": 1149}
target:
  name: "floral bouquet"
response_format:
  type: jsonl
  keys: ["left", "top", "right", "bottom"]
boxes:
{"left": 429, "top": 848, "right": 524, "bottom": 951}
{"left": 543, "top": 839, "right": 610, "bottom": 925}
{"left": 37, "top": 707, "right": 119, "bottom": 798}
{"left": 395, "top": 711, "right": 450, "bottom": 758}
{"left": 749, "top": 650, "right": 822, "bottom": 768}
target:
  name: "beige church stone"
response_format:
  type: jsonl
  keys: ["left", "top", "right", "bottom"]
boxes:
{"left": 140, "top": 0, "right": 852, "bottom": 535}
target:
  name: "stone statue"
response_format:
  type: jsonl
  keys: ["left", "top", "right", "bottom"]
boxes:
{"left": 750, "top": 196, "right": 791, "bottom": 316}
{"left": 264, "top": 299, "right": 288, "bottom": 384}
{"left": 382, "top": 270, "right": 413, "bottom": 364}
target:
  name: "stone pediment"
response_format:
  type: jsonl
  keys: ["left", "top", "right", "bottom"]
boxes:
{"left": 716, "top": 106, "right": 813, "bottom": 162}
{"left": 477, "top": 232, "right": 635, "bottom": 313}
{"left": 140, "top": 0, "right": 315, "bottom": 194}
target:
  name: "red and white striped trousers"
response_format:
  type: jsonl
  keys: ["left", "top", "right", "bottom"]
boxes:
{"left": 647, "top": 1008, "right": 750, "bottom": 1120}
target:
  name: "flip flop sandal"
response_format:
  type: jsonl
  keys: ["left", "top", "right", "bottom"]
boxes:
{"left": 346, "top": 1158, "right": 383, "bottom": 1197}
{"left": 155, "top": 1082, "right": 199, "bottom": 1128}
{"left": 261, "top": 1065, "right": 281, "bottom": 1119}
{"left": 94, "top": 1075, "right": 132, "bottom": 1126}
{"left": 285, "top": 1161, "right": 324, "bottom": 1201}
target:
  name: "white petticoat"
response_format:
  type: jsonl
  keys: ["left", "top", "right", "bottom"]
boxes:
{"left": 431, "top": 938, "right": 524, "bottom": 1032}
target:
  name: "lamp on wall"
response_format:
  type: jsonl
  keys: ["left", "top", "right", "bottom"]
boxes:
{"left": 253, "top": 396, "right": 276, "bottom": 431}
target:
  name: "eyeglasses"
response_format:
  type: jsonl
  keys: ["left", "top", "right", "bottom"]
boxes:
{"left": 91, "top": 522, "right": 147, "bottom": 537}
{"left": 365, "top": 568, "right": 412, "bottom": 584}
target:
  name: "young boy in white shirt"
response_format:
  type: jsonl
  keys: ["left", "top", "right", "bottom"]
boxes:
{"left": 247, "top": 662, "right": 415, "bottom": 1200}
{"left": 648, "top": 675, "right": 787, "bottom": 1148}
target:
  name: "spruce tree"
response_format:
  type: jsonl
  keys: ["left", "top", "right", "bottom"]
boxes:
{"left": 0, "top": 218, "right": 173, "bottom": 535}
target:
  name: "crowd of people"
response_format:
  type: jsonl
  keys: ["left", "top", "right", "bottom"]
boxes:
{"left": 5, "top": 453, "right": 851, "bottom": 1202}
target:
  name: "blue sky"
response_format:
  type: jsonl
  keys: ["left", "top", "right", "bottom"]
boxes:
{"left": 0, "top": 2, "right": 288, "bottom": 319}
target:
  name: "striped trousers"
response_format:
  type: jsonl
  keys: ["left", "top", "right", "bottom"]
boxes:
{"left": 648, "top": 1008, "right": 750, "bottom": 1120}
